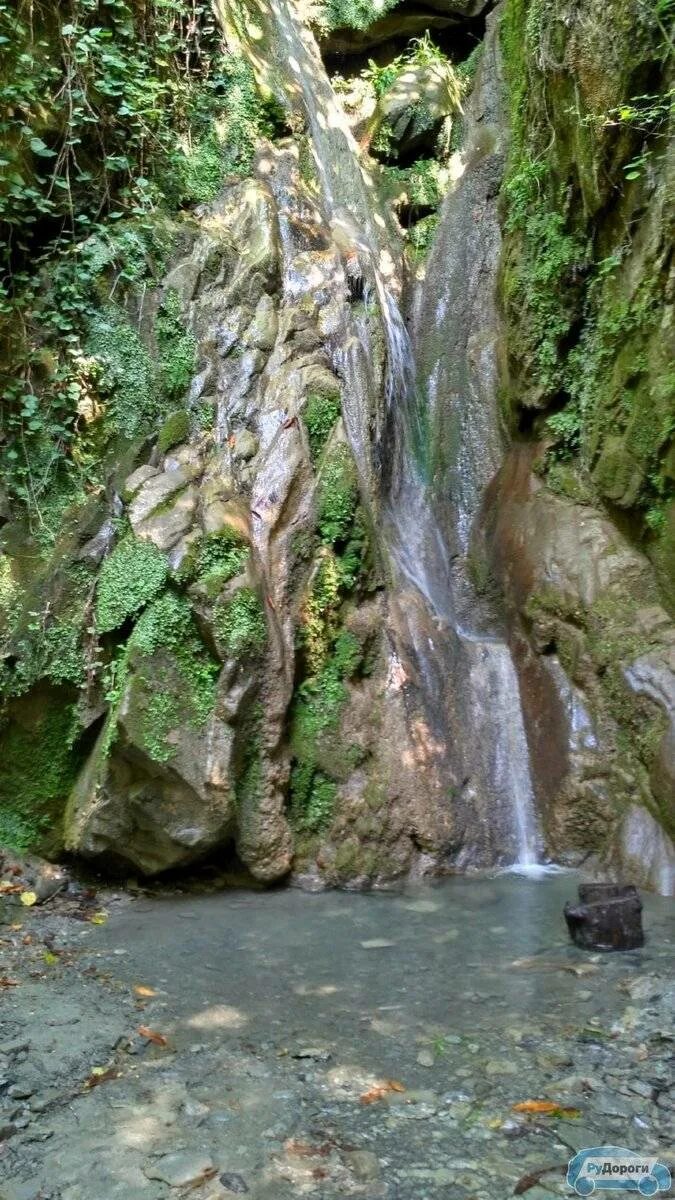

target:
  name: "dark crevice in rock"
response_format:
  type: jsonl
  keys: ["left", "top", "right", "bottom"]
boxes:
{"left": 320, "top": 2, "right": 493, "bottom": 69}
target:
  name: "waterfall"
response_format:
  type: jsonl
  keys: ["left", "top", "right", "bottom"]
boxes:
{"left": 229, "top": 0, "right": 543, "bottom": 868}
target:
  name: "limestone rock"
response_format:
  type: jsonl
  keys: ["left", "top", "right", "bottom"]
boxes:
{"left": 124, "top": 464, "right": 160, "bottom": 500}
{"left": 128, "top": 468, "right": 188, "bottom": 528}
{"left": 144, "top": 1152, "right": 214, "bottom": 1188}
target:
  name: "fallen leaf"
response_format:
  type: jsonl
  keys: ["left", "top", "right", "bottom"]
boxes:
{"left": 84, "top": 1066, "right": 120, "bottom": 1089}
{"left": 43, "top": 951, "right": 59, "bottom": 965}
{"left": 0, "top": 977, "right": 19, "bottom": 988}
{"left": 0, "top": 881, "right": 23, "bottom": 894}
{"left": 133, "top": 985, "right": 156, "bottom": 998}
{"left": 138, "top": 1025, "right": 169, "bottom": 1047}
{"left": 89, "top": 911, "right": 108, "bottom": 925}
{"left": 512, "top": 1100, "right": 581, "bottom": 1118}
{"left": 514, "top": 1164, "right": 566, "bottom": 1195}
{"left": 19, "top": 891, "right": 37, "bottom": 907}
{"left": 360, "top": 1079, "right": 406, "bottom": 1105}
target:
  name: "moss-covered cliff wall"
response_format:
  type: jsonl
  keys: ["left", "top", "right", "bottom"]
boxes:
{"left": 1, "top": 0, "right": 673, "bottom": 890}
{"left": 499, "top": 0, "right": 674, "bottom": 598}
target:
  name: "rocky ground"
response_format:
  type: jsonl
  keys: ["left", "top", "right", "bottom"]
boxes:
{"left": 0, "top": 857, "right": 673, "bottom": 1200}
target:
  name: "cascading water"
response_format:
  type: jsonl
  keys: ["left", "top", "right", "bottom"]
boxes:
{"left": 227, "top": 0, "right": 543, "bottom": 868}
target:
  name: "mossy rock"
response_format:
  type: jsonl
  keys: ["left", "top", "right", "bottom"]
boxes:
{"left": 0, "top": 688, "right": 82, "bottom": 854}
{"left": 158, "top": 409, "right": 191, "bottom": 454}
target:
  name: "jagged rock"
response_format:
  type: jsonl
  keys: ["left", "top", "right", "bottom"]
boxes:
{"left": 77, "top": 518, "right": 115, "bottom": 564}
{"left": 164, "top": 443, "right": 204, "bottom": 481}
{"left": 231, "top": 430, "right": 258, "bottom": 462}
{"left": 128, "top": 468, "right": 189, "bottom": 527}
{"left": 134, "top": 485, "right": 198, "bottom": 552}
{"left": 564, "top": 883, "right": 644, "bottom": 951}
{"left": 201, "top": 497, "right": 251, "bottom": 540}
{"left": 123, "top": 464, "right": 160, "bottom": 500}
{"left": 65, "top": 716, "right": 237, "bottom": 877}
{"left": 245, "top": 294, "right": 278, "bottom": 350}
{"left": 371, "top": 63, "right": 460, "bottom": 158}
{"left": 144, "top": 1152, "right": 214, "bottom": 1188}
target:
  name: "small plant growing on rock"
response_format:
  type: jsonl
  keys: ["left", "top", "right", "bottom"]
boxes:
{"left": 95, "top": 538, "right": 168, "bottom": 634}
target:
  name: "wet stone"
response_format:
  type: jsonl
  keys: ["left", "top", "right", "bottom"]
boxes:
{"left": 144, "top": 1152, "right": 214, "bottom": 1188}
{"left": 344, "top": 1151, "right": 381, "bottom": 1181}
{"left": 219, "top": 1173, "right": 249, "bottom": 1194}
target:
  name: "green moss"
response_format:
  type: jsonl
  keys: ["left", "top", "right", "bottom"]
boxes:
{"left": 317, "top": 444, "right": 359, "bottom": 544}
{"left": 0, "top": 561, "right": 94, "bottom": 702}
{"left": 303, "top": 390, "right": 342, "bottom": 462}
{"left": 155, "top": 290, "right": 198, "bottom": 406}
{"left": 88, "top": 307, "right": 158, "bottom": 440}
{"left": 408, "top": 214, "right": 439, "bottom": 262}
{"left": 0, "top": 701, "right": 81, "bottom": 852}
{"left": 317, "top": 0, "right": 402, "bottom": 32}
{"left": 289, "top": 629, "right": 362, "bottom": 831}
{"left": 499, "top": 0, "right": 673, "bottom": 560}
{"left": 179, "top": 528, "right": 250, "bottom": 594}
{"left": 158, "top": 409, "right": 191, "bottom": 454}
{"left": 214, "top": 587, "right": 267, "bottom": 658}
{"left": 95, "top": 538, "right": 168, "bottom": 634}
{"left": 124, "top": 590, "right": 219, "bottom": 763}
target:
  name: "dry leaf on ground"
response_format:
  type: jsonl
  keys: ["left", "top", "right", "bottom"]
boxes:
{"left": 360, "top": 1079, "right": 406, "bottom": 1105}
{"left": 512, "top": 1100, "right": 581, "bottom": 1118}
{"left": 138, "top": 1025, "right": 169, "bottom": 1047}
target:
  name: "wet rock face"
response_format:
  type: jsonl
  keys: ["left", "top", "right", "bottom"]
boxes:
{"left": 483, "top": 444, "right": 675, "bottom": 893}
{"left": 62, "top": 146, "right": 441, "bottom": 883}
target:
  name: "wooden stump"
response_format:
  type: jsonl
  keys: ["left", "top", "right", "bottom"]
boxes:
{"left": 564, "top": 883, "right": 644, "bottom": 951}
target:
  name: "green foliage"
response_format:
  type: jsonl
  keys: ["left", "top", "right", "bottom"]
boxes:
{"left": 214, "top": 587, "right": 267, "bottom": 658}
{"left": 0, "top": 702, "right": 81, "bottom": 852}
{"left": 546, "top": 406, "right": 582, "bottom": 460}
{"left": 503, "top": 167, "right": 589, "bottom": 399}
{"left": 158, "top": 409, "right": 191, "bottom": 454}
{"left": 88, "top": 307, "right": 158, "bottom": 439}
{"left": 0, "top": 562, "right": 94, "bottom": 701}
{"left": 95, "top": 537, "right": 168, "bottom": 633}
{"left": 0, "top": 1, "right": 271, "bottom": 532}
{"left": 179, "top": 528, "right": 250, "bottom": 593}
{"left": 408, "top": 214, "right": 439, "bottom": 261}
{"left": 103, "top": 589, "right": 219, "bottom": 763}
{"left": 303, "top": 390, "right": 342, "bottom": 462}
{"left": 155, "top": 291, "right": 198, "bottom": 405}
{"left": 384, "top": 160, "right": 448, "bottom": 211}
{"left": 289, "top": 629, "right": 362, "bottom": 832}
{"left": 0, "top": 0, "right": 223, "bottom": 260}
{"left": 317, "top": 444, "right": 359, "bottom": 544}
{"left": 317, "top": 0, "right": 402, "bottom": 33}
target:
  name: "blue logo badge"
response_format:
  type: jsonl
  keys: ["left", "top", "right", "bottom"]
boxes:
{"left": 567, "top": 1146, "right": 671, "bottom": 1195}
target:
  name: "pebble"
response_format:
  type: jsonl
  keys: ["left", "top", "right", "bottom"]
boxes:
{"left": 292, "top": 1047, "right": 332, "bottom": 1062}
{"left": 416, "top": 1050, "right": 434, "bottom": 1068}
{"left": 144, "top": 1151, "right": 214, "bottom": 1187}
{"left": 344, "top": 1150, "right": 380, "bottom": 1181}
{"left": 219, "top": 1173, "right": 249, "bottom": 1194}
{"left": 0, "top": 1040, "right": 29, "bottom": 1058}
{"left": 360, "top": 939, "right": 395, "bottom": 949}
